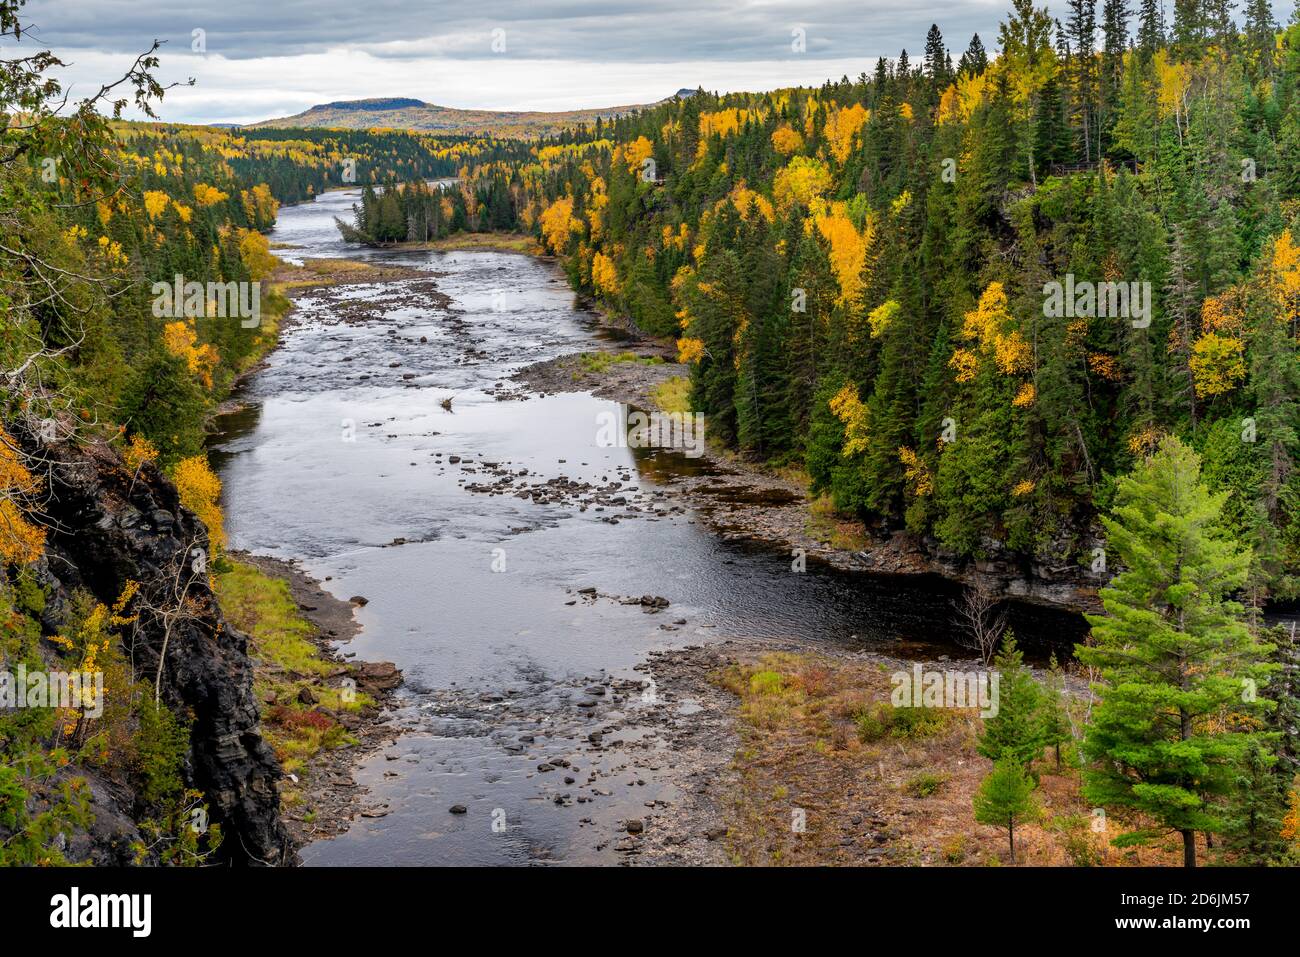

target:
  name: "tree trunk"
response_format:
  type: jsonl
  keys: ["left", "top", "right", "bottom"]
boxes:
{"left": 1008, "top": 818, "right": 1015, "bottom": 864}
{"left": 1182, "top": 829, "right": 1196, "bottom": 868}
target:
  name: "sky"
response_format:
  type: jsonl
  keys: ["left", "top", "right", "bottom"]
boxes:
{"left": 4, "top": 0, "right": 1293, "bottom": 125}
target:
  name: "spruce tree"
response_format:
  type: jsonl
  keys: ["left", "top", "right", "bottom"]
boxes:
{"left": 1066, "top": 0, "right": 1099, "bottom": 163}
{"left": 1225, "top": 740, "right": 1289, "bottom": 864}
{"left": 1172, "top": 0, "right": 1204, "bottom": 58}
{"left": 924, "top": 24, "right": 950, "bottom": 86}
{"left": 1040, "top": 654, "right": 1072, "bottom": 770}
{"left": 1034, "top": 70, "right": 1074, "bottom": 174}
{"left": 1265, "top": 623, "right": 1300, "bottom": 784}
{"left": 958, "top": 34, "right": 989, "bottom": 76}
{"left": 973, "top": 760, "right": 1039, "bottom": 862}
{"left": 1136, "top": 0, "right": 1164, "bottom": 58}
{"left": 977, "top": 633, "right": 1047, "bottom": 773}
{"left": 1078, "top": 435, "right": 1276, "bottom": 867}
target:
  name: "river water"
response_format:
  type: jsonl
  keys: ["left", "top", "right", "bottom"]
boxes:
{"left": 211, "top": 187, "right": 1083, "bottom": 865}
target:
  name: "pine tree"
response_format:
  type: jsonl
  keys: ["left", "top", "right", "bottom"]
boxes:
{"left": 1078, "top": 436, "right": 1276, "bottom": 867}
{"left": 958, "top": 34, "right": 989, "bottom": 76}
{"left": 1040, "top": 654, "right": 1071, "bottom": 769}
{"left": 1224, "top": 741, "right": 1289, "bottom": 864}
{"left": 1265, "top": 623, "right": 1300, "bottom": 784}
{"left": 1100, "top": 0, "right": 1131, "bottom": 151}
{"left": 1137, "top": 0, "right": 1164, "bottom": 58}
{"left": 973, "top": 760, "right": 1039, "bottom": 862}
{"left": 1172, "top": 0, "right": 1204, "bottom": 58}
{"left": 1066, "top": 0, "right": 1099, "bottom": 163}
{"left": 1244, "top": 0, "right": 1278, "bottom": 77}
{"left": 1202, "top": 0, "right": 1237, "bottom": 48}
{"left": 977, "top": 633, "right": 1047, "bottom": 772}
{"left": 1163, "top": 225, "right": 1200, "bottom": 428}
{"left": 1034, "top": 69, "right": 1073, "bottom": 174}
{"left": 924, "top": 24, "right": 950, "bottom": 87}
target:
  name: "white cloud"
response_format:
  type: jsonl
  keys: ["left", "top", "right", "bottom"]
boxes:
{"left": 51, "top": 48, "right": 882, "bottom": 125}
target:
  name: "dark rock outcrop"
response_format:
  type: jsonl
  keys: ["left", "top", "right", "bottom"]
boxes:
{"left": 26, "top": 431, "right": 292, "bottom": 866}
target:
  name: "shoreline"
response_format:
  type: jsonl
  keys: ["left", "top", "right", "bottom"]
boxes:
{"left": 515, "top": 345, "right": 1103, "bottom": 619}
{"left": 222, "top": 231, "right": 1094, "bottom": 865}
{"left": 224, "top": 551, "right": 404, "bottom": 852}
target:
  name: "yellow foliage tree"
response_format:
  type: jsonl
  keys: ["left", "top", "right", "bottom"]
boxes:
{"left": 774, "top": 156, "right": 832, "bottom": 209}
{"left": 938, "top": 71, "right": 988, "bottom": 125}
{"left": 193, "top": 183, "right": 229, "bottom": 207}
{"left": 1189, "top": 332, "right": 1247, "bottom": 398}
{"left": 143, "top": 190, "right": 171, "bottom": 220}
{"left": 676, "top": 337, "right": 706, "bottom": 364}
{"left": 771, "top": 125, "right": 804, "bottom": 156}
{"left": 171, "top": 455, "right": 226, "bottom": 556}
{"left": 539, "top": 197, "right": 581, "bottom": 254}
{"left": 898, "top": 446, "right": 933, "bottom": 496}
{"left": 123, "top": 435, "right": 159, "bottom": 472}
{"left": 867, "top": 299, "right": 900, "bottom": 338}
{"left": 1154, "top": 50, "right": 1190, "bottom": 120}
{"left": 0, "top": 425, "right": 45, "bottom": 566}
{"left": 829, "top": 383, "right": 870, "bottom": 456}
{"left": 237, "top": 228, "right": 277, "bottom": 282}
{"left": 813, "top": 201, "right": 873, "bottom": 307}
{"left": 1270, "top": 229, "right": 1300, "bottom": 327}
{"left": 622, "top": 136, "right": 654, "bottom": 175}
{"left": 824, "top": 104, "right": 869, "bottom": 163}
{"left": 163, "top": 321, "right": 220, "bottom": 389}
{"left": 724, "top": 183, "right": 775, "bottom": 222}
{"left": 591, "top": 252, "right": 621, "bottom": 296}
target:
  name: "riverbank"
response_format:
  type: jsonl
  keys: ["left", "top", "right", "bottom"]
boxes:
{"left": 517, "top": 343, "right": 1103, "bottom": 616}
{"left": 217, "top": 554, "right": 403, "bottom": 850}
{"left": 638, "top": 638, "right": 1198, "bottom": 866}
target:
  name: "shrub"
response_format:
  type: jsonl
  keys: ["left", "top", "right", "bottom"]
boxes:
{"left": 905, "top": 772, "right": 949, "bottom": 798}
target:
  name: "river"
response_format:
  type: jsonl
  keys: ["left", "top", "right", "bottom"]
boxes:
{"left": 210, "top": 186, "right": 1084, "bottom": 865}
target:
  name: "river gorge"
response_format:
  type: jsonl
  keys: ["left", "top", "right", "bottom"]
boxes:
{"left": 211, "top": 186, "right": 1087, "bottom": 865}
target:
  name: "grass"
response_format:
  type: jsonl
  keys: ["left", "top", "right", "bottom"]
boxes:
{"left": 271, "top": 256, "right": 404, "bottom": 292}
{"left": 805, "top": 494, "right": 872, "bottom": 551}
{"left": 576, "top": 350, "right": 664, "bottom": 375}
{"left": 904, "top": 772, "right": 949, "bottom": 798}
{"left": 651, "top": 375, "right": 691, "bottom": 414}
{"left": 215, "top": 561, "right": 370, "bottom": 793}
{"left": 706, "top": 649, "right": 1196, "bottom": 867}
{"left": 423, "top": 232, "right": 538, "bottom": 253}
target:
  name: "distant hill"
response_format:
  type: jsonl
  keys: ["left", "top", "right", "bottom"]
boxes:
{"left": 246, "top": 94, "right": 685, "bottom": 138}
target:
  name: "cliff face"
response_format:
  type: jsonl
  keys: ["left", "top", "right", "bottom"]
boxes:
{"left": 27, "top": 431, "right": 291, "bottom": 865}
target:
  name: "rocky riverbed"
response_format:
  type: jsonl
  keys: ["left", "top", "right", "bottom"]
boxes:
{"left": 215, "top": 187, "right": 1091, "bottom": 866}
{"left": 517, "top": 348, "right": 1105, "bottom": 615}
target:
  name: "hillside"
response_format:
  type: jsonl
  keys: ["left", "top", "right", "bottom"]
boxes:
{"left": 248, "top": 94, "right": 680, "bottom": 137}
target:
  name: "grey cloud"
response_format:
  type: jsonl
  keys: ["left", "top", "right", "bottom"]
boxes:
{"left": 16, "top": 0, "right": 1003, "bottom": 63}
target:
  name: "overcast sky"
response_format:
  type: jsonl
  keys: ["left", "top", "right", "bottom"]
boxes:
{"left": 4, "top": 0, "right": 1290, "bottom": 125}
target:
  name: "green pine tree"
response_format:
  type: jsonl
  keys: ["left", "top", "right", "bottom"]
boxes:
{"left": 977, "top": 632, "right": 1047, "bottom": 773}
{"left": 1224, "top": 740, "right": 1289, "bottom": 864}
{"left": 973, "top": 760, "right": 1039, "bottom": 862}
{"left": 1040, "top": 653, "right": 1072, "bottom": 770}
{"left": 1078, "top": 435, "right": 1277, "bottom": 867}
